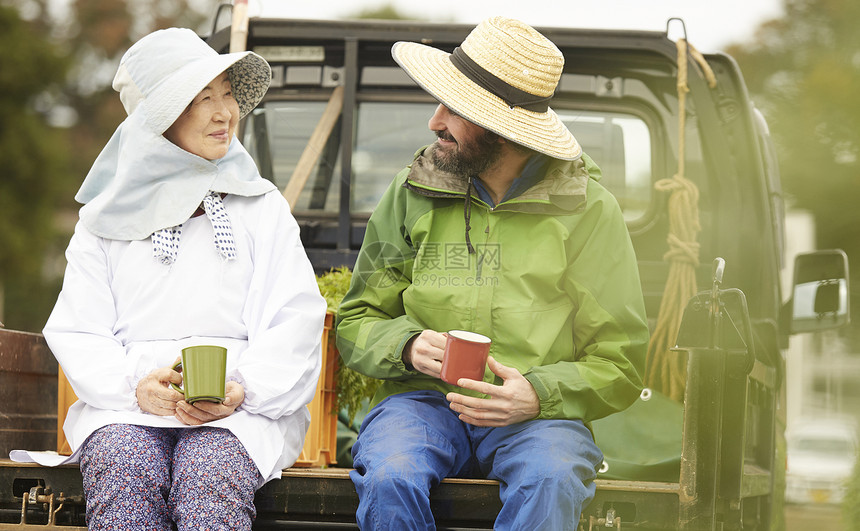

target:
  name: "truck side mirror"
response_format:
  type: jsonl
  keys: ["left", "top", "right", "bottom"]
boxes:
{"left": 788, "top": 249, "right": 850, "bottom": 334}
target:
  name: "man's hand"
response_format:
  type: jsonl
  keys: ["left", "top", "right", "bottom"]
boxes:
{"left": 174, "top": 381, "right": 245, "bottom": 426}
{"left": 446, "top": 356, "right": 540, "bottom": 427}
{"left": 403, "top": 329, "right": 447, "bottom": 378}
{"left": 136, "top": 363, "right": 184, "bottom": 416}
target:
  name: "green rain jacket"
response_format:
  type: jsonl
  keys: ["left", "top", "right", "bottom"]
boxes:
{"left": 336, "top": 148, "right": 649, "bottom": 422}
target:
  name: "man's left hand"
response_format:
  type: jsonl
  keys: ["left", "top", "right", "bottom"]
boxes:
{"left": 445, "top": 356, "right": 540, "bottom": 427}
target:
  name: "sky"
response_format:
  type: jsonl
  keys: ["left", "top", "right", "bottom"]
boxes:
{"left": 250, "top": 0, "right": 785, "bottom": 54}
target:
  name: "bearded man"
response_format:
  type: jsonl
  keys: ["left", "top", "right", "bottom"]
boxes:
{"left": 336, "top": 16, "right": 649, "bottom": 531}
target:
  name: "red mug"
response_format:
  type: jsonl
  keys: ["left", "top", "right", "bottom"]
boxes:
{"left": 440, "top": 330, "right": 491, "bottom": 385}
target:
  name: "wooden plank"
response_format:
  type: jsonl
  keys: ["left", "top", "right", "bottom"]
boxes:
{"left": 0, "top": 330, "right": 55, "bottom": 374}
{"left": 282, "top": 86, "right": 344, "bottom": 208}
{"left": 0, "top": 332, "right": 57, "bottom": 457}
{"left": 280, "top": 467, "right": 499, "bottom": 486}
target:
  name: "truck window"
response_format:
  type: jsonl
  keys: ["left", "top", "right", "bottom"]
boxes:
{"left": 242, "top": 101, "right": 654, "bottom": 222}
{"left": 558, "top": 109, "right": 652, "bottom": 222}
{"left": 242, "top": 100, "right": 436, "bottom": 212}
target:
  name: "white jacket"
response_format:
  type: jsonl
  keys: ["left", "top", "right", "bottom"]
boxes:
{"left": 18, "top": 191, "right": 325, "bottom": 486}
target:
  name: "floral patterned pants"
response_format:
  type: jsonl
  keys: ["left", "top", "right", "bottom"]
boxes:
{"left": 80, "top": 423, "right": 261, "bottom": 530}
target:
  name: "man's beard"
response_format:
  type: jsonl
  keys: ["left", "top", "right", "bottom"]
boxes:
{"left": 429, "top": 129, "right": 503, "bottom": 177}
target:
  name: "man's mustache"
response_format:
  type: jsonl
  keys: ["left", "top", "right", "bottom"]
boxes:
{"left": 434, "top": 130, "right": 455, "bottom": 142}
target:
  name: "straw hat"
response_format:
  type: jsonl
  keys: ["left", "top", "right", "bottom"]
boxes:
{"left": 392, "top": 16, "right": 580, "bottom": 161}
{"left": 112, "top": 27, "right": 271, "bottom": 135}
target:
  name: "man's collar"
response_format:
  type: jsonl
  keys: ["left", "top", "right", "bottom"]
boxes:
{"left": 472, "top": 154, "right": 552, "bottom": 207}
{"left": 405, "top": 146, "right": 591, "bottom": 213}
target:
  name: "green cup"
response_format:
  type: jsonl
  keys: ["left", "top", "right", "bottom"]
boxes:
{"left": 171, "top": 345, "right": 227, "bottom": 404}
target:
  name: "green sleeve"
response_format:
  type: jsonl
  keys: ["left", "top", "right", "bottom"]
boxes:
{"left": 335, "top": 169, "right": 424, "bottom": 379}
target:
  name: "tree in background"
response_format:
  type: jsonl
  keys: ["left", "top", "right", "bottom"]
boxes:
{"left": 0, "top": 6, "right": 71, "bottom": 330}
{"left": 352, "top": 4, "right": 408, "bottom": 19}
{"left": 727, "top": 0, "right": 860, "bottom": 345}
{"left": 0, "top": 0, "right": 209, "bottom": 331}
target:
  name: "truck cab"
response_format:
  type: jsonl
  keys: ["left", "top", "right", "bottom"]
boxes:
{"left": 0, "top": 13, "right": 850, "bottom": 531}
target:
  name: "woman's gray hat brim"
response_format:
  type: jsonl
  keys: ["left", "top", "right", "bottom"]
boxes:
{"left": 75, "top": 27, "right": 275, "bottom": 242}
{"left": 112, "top": 27, "right": 271, "bottom": 135}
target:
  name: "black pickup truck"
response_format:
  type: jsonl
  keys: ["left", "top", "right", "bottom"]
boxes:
{"left": 0, "top": 12, "right": 850, "bottom": 531}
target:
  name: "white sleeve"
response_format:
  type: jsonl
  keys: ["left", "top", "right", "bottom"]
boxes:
{"left": 232, "top": 193, "right": 327, "bottom": 420}
{"left": 43, "top": 222, "right": 141, "bottom": 412}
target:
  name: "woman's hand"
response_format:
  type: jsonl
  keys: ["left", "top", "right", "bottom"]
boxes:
{"left": 136, "top": 363, "right": 184, "bottom": 416}
{"left": 174, "top": 381, "right": 245, "bottom": 426}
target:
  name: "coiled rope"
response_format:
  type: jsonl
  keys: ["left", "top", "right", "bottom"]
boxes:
{"left": 644, "top": 38, "right": 716, "bottom": 402}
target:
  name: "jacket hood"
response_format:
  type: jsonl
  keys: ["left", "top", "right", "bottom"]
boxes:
{"left": 76, "top": 110, "right": 274, "bottom": 241}
{"left": 404, "top": 146, "right": 593, "bottom": 214}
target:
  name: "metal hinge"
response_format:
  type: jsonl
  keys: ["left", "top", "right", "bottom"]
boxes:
{"left": 581, "top": 507, "right": 623, "bottom": 530}
{"left": 0, "top": 485, "right": 86, "bottom": 530}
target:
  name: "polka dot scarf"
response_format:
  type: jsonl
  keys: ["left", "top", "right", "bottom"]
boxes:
{"left": 152, "top": 191, "right": 237, "bottom": 265}
{"left": 202, "top": 191, "right": 237, "bottom": 260}
{"left": 152, "top": 226, "right": 181, "bottom": 265}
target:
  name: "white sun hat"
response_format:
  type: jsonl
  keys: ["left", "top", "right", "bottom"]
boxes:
{"left": 392, "top": 16, "right": 581, "bottom": 161}
{"left": 112, "top": 27, "right": 271, "bottom": 134}
{"left": 74, "top": 27, "right": 276, "bottom": 242}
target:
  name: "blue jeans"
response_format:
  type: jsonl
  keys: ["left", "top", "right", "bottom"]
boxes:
{"left": 350, "top": 390, "right": 602, "bottom": 530}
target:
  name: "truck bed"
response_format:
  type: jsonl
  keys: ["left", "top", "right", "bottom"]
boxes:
{"left": 0, "top": 459, "right": 680, "bottom": 529}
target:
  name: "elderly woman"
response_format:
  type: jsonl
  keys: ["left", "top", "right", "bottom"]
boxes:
{"left": 40, "top": 28, "right": 326, "bottom": 528}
